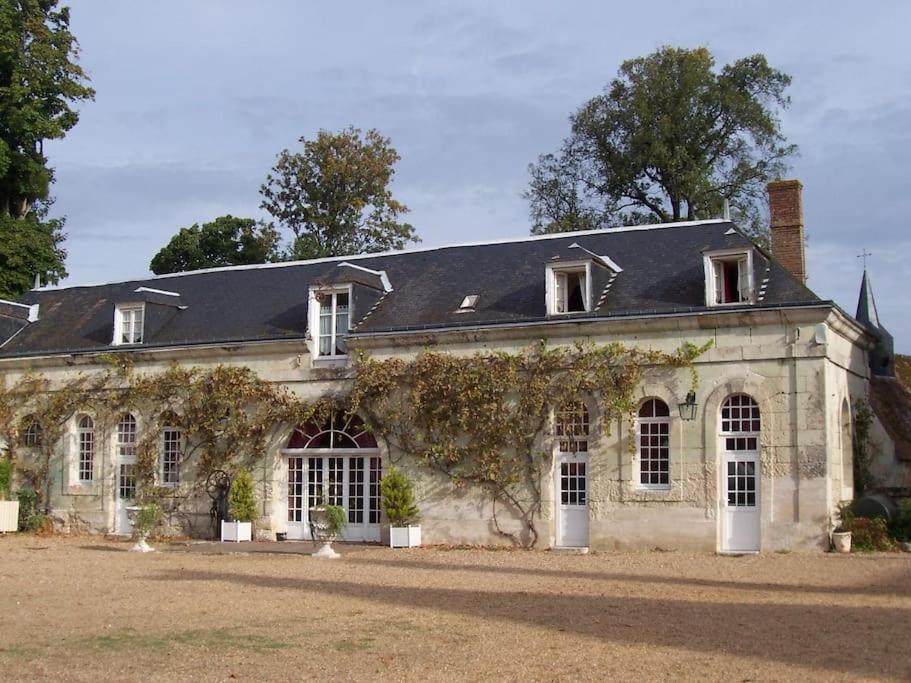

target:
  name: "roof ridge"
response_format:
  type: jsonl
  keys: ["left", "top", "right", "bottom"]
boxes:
{"left": 33, "top": 219, "right": 730, "bottom": 292}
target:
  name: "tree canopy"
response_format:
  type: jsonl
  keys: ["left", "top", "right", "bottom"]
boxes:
{"left": 260, "top": 126, "right": 418, "bottom": 260}
{"left": 0, "top": 0, "right": 93, "bottom": 295}
{"left": 149, "top": 215, "right": 281, "bottom": 275}
{"left": 526, "top": 46, "right": 795, "bottom": 240}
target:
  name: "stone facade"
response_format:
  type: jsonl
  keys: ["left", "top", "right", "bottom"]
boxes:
{"left": 0, "top": 301, "right": 876, "bottom": 553}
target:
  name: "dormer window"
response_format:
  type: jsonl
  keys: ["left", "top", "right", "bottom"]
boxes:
{"left": 704, "top": 249, "right": 754, "bottom": 306}
{"left": 312, "top": 288, "right": 350, "bottom": 358}
{"left": 547, "top": 262, "right": 591, "bottom": 315}
{"left": 113, "top": 304, "right": 144, "bottom": 345}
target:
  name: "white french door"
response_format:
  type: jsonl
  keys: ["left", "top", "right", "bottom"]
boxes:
{"left": 721, "top": 450, "right": 761, "bottom": 552}
{"left": 114, "top": 456, "right": 137, "bottom": 534}
{"left": 555, "top": 452, "right": 589, "bottom": 548}
{"left": 286, "top": 454, "right": 382, "bottom": 542}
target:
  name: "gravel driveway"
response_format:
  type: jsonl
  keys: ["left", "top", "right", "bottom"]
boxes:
{"left": 0, "top": 536, "right": 909, "bottom": 681}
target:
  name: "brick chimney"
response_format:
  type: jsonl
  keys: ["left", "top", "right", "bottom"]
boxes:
{"left": 767, "top": 179, "right": 806, "bottom": 284}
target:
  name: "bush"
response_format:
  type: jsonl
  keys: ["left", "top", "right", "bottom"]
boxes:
{"left": 0, "top": 457, "right": 11, "bottom": 500}
{"left": 889, "top": 499, "right": 911, "bottom": 543}
{"left": 228, "top": 469, "right": 257, "bottom": 523}
{"left": 845, "top": 516, "right": 895, "bottom": 552}
{"left": 133, "top": 503, "right": 163, "bottom": 536}
{"left": 15, "top": 486, "right": 45, "bottom": 532}
{"left": 380, "top": 467, "right": 419, "bottom": 527}
{"left": 323, "top": 504, "right": 347, "bottom": 536}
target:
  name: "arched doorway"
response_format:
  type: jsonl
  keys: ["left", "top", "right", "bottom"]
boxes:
{"left": 283, "top": 414, "right": 382, "bottom": 542}
{"left": 720, "top": 394, "right": 761, "bottom": 552}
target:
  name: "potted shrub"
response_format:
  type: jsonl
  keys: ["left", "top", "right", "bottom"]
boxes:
{"left": 308, "top": 502, "right": 346, "bottom": 559}
{"left": 222, "top": 469, "right": 256, "bottom": 543}
{"left": 381, "top": 467, "right": 421, "bottom": 548}
{"left": 127, "top": 503, "right": 163, "bottom": 552}
{"left": 832, "top": 501, "right": 854, "bottom": 553}
{"left": 0, "top": 457, "right": 18, "bottom": 533}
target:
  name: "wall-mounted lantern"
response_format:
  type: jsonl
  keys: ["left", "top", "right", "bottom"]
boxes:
{"left": 678, "top": 391, "right": 698, "bottom": 421}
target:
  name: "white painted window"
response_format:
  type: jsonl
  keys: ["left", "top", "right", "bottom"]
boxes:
{"left": 636, "top": 399, "right": 670, "bottom": 489}
{"left": 547, "top": 262, "right": 591, "bottom": 315}
{"left": 313, "top": 289, "right": 350, "bottom": 358}
{"left": 117, "top": 414, "right": 138, "bottom": 500}
{"left": 161, "top": 426, "right": 182, "bottom": 486}
{"left": 704, "top": 250, "right": 754, "bottom": 306}
{"left": 555, "top": 401, "right": 589, "bottom": 452}
{"left": 77, "top": 415, "right": 94, "bottom": 482}
{"left": 114, "top": 304, "right": 145, "bottom": 345}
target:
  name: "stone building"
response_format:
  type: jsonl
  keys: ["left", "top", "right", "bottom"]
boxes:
{"left": 0, "top": 180, "right": 903, "bottom": 552}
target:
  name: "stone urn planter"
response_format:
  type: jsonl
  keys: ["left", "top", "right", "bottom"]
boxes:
{"left": 832, "top": 530, "right": 852, "bottom": 554}
{"left": 308, "top": 504, "right": 346, "bottom": 559}
{"left": 125, "top": 504, "right": 161, "bottom": 553}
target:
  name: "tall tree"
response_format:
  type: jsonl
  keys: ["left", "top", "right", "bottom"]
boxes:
{"left": 149, "top": 215, "right": 281, "bottom": 275}
{"left": 260, "top": 127, "right": 418, "bottom": 260}
{"left": 0, "top": 1, "right": 93, "bottom": 297}
{"left": 526, "top": 47, "right": 795, "bottom": 242}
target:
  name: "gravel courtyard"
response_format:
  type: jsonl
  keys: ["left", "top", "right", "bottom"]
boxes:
{"left": 0, "top": 536, "right": 909, "bottom": 682}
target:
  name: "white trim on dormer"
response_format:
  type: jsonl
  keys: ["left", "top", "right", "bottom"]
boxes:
{"left": 703, "top": 247, "right": 755, "bottom": 307}
{"left": 134, "top": 286, "right": 180, "bottom": 297}
{"left": 336, "top": 262, "right": 393, "bottom": 292}
{"left": 546, "top": 259, "right": 593, "bottom": 316}
{"left": 307, "top": 283, "right": 353, "bottom": 360}
{"left": 567, "top": 243, "right": 623, "bottom": 273}
{"left": 0, "top": 299, "right": 39, "bottom": 322}
{"left": 112, "top": 302, "right": 146, "bottom": 345}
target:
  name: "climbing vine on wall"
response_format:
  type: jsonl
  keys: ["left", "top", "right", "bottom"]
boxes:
{"left": 0, "top": 338, "right": 709, "bottom": 544}
{"left": 350, "top": 340, "right": 711, "bottom": 547}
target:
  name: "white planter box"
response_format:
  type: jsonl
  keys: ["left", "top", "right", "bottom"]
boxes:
{"left": 221, "top": 520, "right": 252, "bottom": 543}
{"left": 0, "top": 501, "right": 19, "bottom": 532}
{"left": 389, "top": 525, "right": 421, "bottom": 548}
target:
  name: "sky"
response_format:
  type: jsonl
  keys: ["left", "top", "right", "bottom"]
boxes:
{"left": 48, "top": 1, "right": 911, "bottom": 351}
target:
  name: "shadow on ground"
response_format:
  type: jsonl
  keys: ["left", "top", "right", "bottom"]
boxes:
{"left": 151, "top": 567, "right": 911, "bottom": 679}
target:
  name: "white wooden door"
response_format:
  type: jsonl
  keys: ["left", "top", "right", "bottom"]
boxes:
{"left": 285, "top": 454, "right": 382, "bottom": 542}
{"left": 722, "top": 452, "right": 760, "bottom": 552}
{"left": 555, "top": 452, "right": 589, "bottom": 547}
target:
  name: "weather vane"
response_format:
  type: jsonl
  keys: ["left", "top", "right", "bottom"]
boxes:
{"left": 857, "top": 249, "right": 872, "bottom": 269}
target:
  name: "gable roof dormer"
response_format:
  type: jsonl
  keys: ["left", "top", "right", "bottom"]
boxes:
{"left": 111, "top": 287, "right": 186, "bottom": 346}
{"left": 545, "top": 243, "right": 621, "bottom": 316}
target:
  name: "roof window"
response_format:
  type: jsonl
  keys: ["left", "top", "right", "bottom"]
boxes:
{"left": 704, "top": 249, "right": 754, "bottom": 306}
{"left": 546, "top": 261, "right": 591, "bottom": 315}
{"left": 456, "top": 295, "right": 479, "bottom": 313}
{"left": 113, "top": 304, "right": 144, "bottom": 345}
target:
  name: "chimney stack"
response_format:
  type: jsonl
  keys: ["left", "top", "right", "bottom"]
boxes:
{"left": 767, "top": 179, "right": 806, "bottom": 284}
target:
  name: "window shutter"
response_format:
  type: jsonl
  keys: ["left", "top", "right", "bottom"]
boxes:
{"left": 555, "top": 272, "right": 566, "bottom": 313}
{"left": 737, "top": 257, "right": 750, "bottom": 302}
{"left": 713, "top": 261, "right": 724, "bottom": 304}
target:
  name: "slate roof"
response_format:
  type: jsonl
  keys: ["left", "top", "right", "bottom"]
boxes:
{"left": 0, "top": 219, "right": 824, "bottom": 359}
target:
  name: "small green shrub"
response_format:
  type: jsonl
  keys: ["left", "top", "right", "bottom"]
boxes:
{"left": 15, "top": 486, "right": 45, "bottom": 532}
{"left": 0, "top": 457, "right": 11, "bottom": 500}
{"left": 834, "top": 500, "right": 855, "bottom": 532}
{"left": 846, "top": 517, "right": 895, "bottom": 552}
{"left": 228, "top": 469, "right": 258, "bottom": 523}
{"left": 889, "top": 499, "right": 911, "bottom": 543}
{"left": 133, "top": 503, "right": 163, "bottom": 536}
{"left": 322, "top": 504, "right": 347, "bottom": 536}
{"left": 380, "top": 467, "right": 419, "bottom": 526}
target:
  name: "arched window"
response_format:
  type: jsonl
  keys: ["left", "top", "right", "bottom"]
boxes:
{"left": 637, "top": 399, "right": 670, "bottom": 488}
{"left": 555, "top": 401, "right": 589, "bottom": 453}
{"left": 720, "top": 394, "right": 761, "bottom": 451}
{"left": 117, "top": 414, "right": 138, "bottom": 501}
{"left": 287, "top": 413, "right": 378, "bottom": 450}
{"left": 20, "top": 416, "right": 41, "bottom": 447}
{"left": 77, "top": 415, "right": 94, "bottom": 482}
{"left": 160, "top": 412, "right": 182, "bottom": 486}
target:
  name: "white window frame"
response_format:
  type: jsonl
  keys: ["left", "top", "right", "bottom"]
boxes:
{"left": 703, "top": 248, "right": 754, "bottom": 307}
{"left": 77, "top": 415, "right": 95, "bottom": 484}
{"left": 160, "top": 425, "right": 182, "bottom": 487}
{"left": 635, "top": 399, "right": 671, "bottom": 490}
{"left": 113, "top": 303, "right": 145, "bottom": 345}
{"left": 308, "top": 285, "right": 352, "bottom": 359}
{"left": 546, "top": 261, "right": 592, "bottom": 316}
